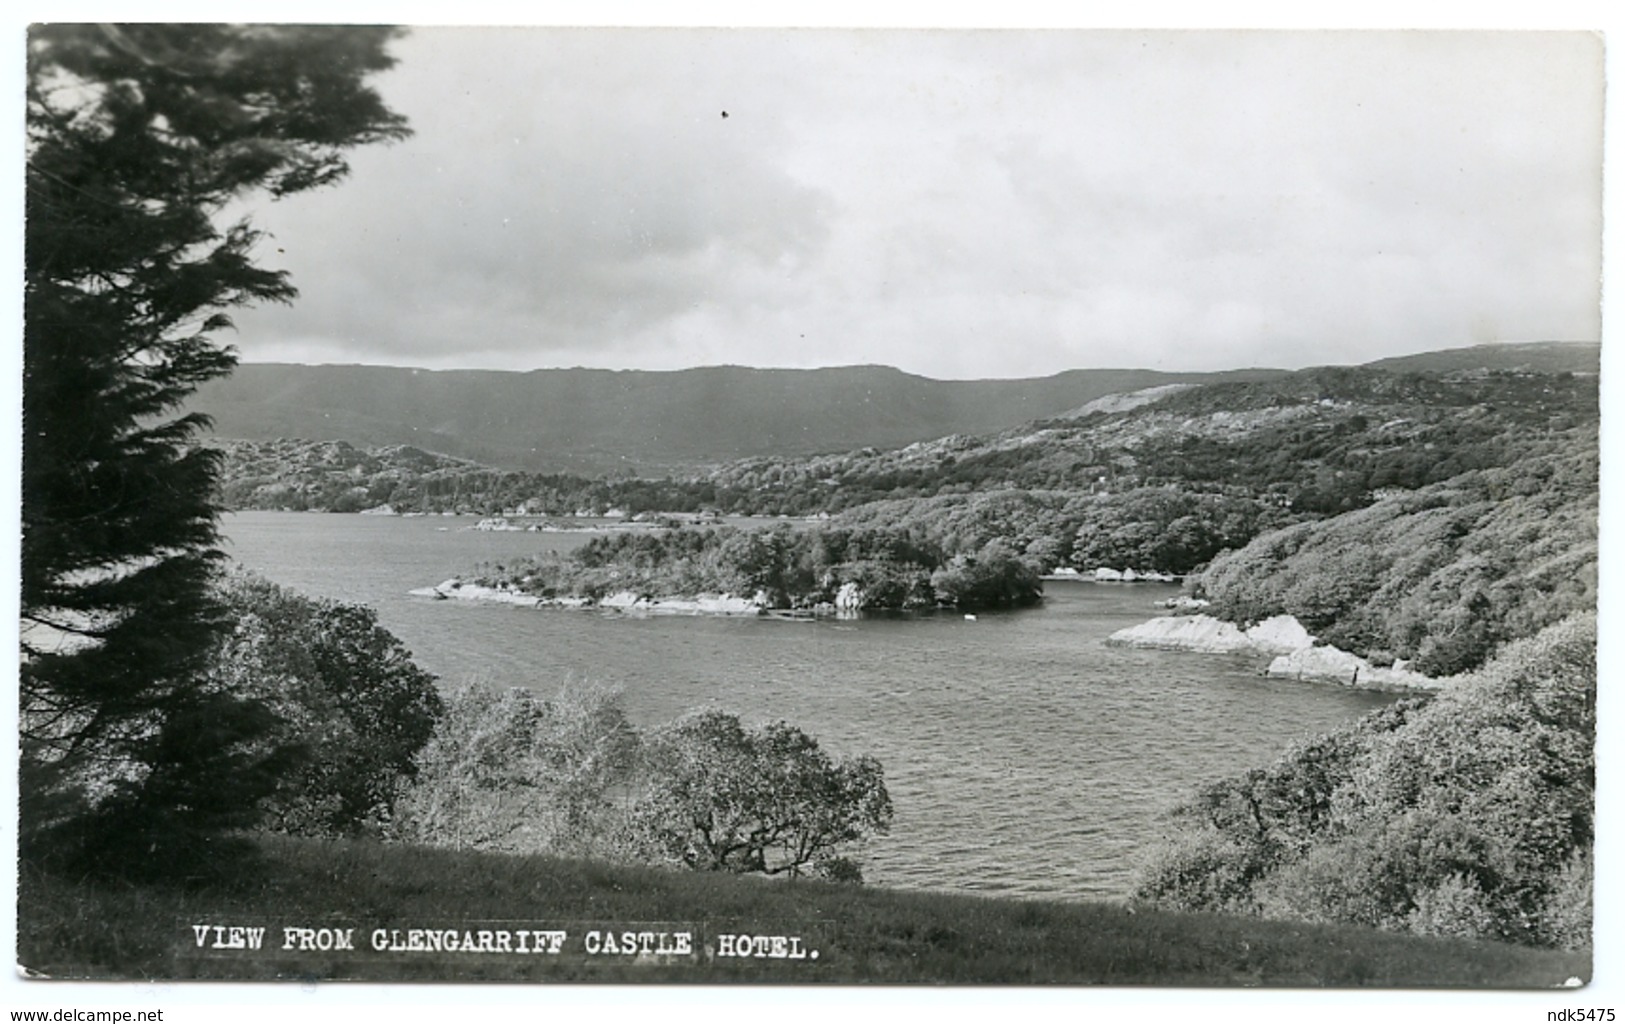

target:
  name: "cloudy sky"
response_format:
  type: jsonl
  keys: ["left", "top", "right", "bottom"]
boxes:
{"left": 224, "top": 27, "right": 1603, "bottom": 379}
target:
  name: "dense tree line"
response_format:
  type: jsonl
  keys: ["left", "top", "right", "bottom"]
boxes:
{"left": 1134, "top": 613, "right": 1595, "bottom": 949}
{"left": 1141, "top": 364, "right": 1596, "bottom": 422}
{"left": 213, "top": 438, "right": 741, "bottom": 516}
{"left": 701, "top": 366, "right": 1594, "bottom": 515}
{"left": 833, "top": 488, "right": 1291, "bottom": 576}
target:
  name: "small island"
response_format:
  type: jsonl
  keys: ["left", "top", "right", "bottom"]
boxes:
{"left": 416, "top": 522, "right": 1045, "bottom": 615}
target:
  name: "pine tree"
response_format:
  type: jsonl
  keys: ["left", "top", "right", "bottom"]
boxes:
{"left": 21, "top": 25, "right": 410, "bottom": 870}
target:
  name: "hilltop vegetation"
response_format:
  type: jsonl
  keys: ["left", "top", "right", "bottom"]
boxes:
{"left": 213, "top": 438, "right": 723, "bottom": 515}
{"left": 704, "top": 364, "right": 1595, "bottom": 516}
{"left": 213, "top": 360, "right": 1598, "bottom": 600}
{"left": 1197, "top": 441, "right": 1597, "bottom": 676}
{"left": 214, "top": 362, "right": 1595, "bottom": 525}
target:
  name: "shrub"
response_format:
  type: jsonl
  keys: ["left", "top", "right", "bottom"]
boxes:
{"left": 1197, "top": 446, "right": 1597, "bottom": 675}
{"left": 1538, "top": 848, "right": 1593, "bottom": 950}
{"left": 1133, "top": 614, "right": 1595, "bottom": 947}
{"left": 393, "top": 682, "right": 638, "bottom": 857}
{"left": 207, "top": 572, "right": 443, "bottom": 837}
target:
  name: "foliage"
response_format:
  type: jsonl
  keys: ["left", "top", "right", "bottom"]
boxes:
{"left": 627, "top": 712, "right": 893, "bottom": 880}
{"left": 393, "top": 683, "right": 641, "bottom": 857}
{"left": 205, "top": 573, "right": 444, "bottom": 838}
{"left": 1133, "top": 613, "right": 1596, "bottom": 947}
{"left": 929, "top": 540, "right": 1044, "bottom": 607}
{"left": 21, "top": 24, "right": 409, "bottom": 868}
{"left": 1197, "top": 443, "right": 1597, "bottom": 675}
{"left": 1065, "top": 488, "right": 1286, "bottom": 573}
{"left": 700, "top": 366, "right": 1595, "bottom": 515}
{"left": 212, "top": 362, "right": 1595, "bottom": 531}
{"left": 492, "top": 521, "right": 1038, "bottom": 611}
{"left": 394, "top": 690, "right": 891, "bottom": 883}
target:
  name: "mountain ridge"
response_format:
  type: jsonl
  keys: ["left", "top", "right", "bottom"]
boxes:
{"left": 189, "top": 342, "right": 1597, "bottom": 476}
{"left": 189, "top": 362, "right": 1288, "bottom": 475}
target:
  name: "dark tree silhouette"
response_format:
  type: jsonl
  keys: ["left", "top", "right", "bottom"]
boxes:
{"left": 21, "top": 25, "right": 410, "bottom": 870}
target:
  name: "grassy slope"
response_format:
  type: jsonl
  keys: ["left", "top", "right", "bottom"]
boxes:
{"left": 17, "top": 836, "right": 1587, "bottom": 986}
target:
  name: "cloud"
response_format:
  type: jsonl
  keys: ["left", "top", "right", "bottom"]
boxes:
{"left": 228, "top": 28, "right": 1603, "bottom": 377}
{"left": 235, "top": 28, "right": 834, "bottom": 363}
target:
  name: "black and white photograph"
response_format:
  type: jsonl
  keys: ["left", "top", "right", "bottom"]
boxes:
{"left": 7, "top": 9, "right": 1617, "bottom": 1021}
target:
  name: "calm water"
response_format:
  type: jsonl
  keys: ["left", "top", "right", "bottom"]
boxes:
{"left": 220, "top": 511, "right": 1395, "bottom": 901}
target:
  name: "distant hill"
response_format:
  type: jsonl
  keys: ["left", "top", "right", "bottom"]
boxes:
{"left": 188, "top": 363, "right": 1285, "bottom": 475}
{"left": 701, "top": 360, "right": 1597, "bottom": 516}
{"left": 1363, "top": 340, "right": 1598, "bottom": 375}
{"left": 190, "top": 342, "right": 1597, "bottom": 476}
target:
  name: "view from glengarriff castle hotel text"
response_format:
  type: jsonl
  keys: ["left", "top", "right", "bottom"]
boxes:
{"left": 15, "top": 23, "right": 1606, "bottom": 1007}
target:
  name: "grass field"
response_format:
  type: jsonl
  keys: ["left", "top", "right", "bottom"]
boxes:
{"left": 13, "top": 835, "right": 1589, "bottom": 986}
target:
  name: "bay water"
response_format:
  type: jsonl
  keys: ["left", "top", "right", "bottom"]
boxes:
{"left": 220, "top": 511, "right": 1395, "bottom": 902}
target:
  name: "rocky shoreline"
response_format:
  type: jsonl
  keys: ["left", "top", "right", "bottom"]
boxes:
{"left": 413, "top": 580, "right": 1444, "bottom": 691}
{"left": 409, "top": 578, "right": 769, "bottom": 615}
{"left": 1106, "top": 613, "right": 1444, "bottom": 692}
{"left": 1042, "top": 566, "right": 1182, "bottom": 583}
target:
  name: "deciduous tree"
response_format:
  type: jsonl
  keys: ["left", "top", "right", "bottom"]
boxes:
{"left": 629, "top": 712, "right": 892, "bottom": 881}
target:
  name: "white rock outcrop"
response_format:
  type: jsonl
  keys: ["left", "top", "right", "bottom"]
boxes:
{"left": 408, "top": 579, "right": 542, "bottom": 607}
{"left": 1108, "top": 611, "right": 1440, "bottom": 692}
{"left": 1107, "top": 613, "right": 1312, "bottom": 655}
{"left": 1244, "top": 615, "right": 1315, "bottom": 653}
{"left": 1106, "top": 613, "right": 1255, "bottom": 653}
{"left": 600, "top": 591, "right": 764, "bottom": 616}
{"left": 1266, "top": 646, "right": 1444, "bottom": 692}
{"left": 1090, "top": 566, "right": 1179, "bottom": 583}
